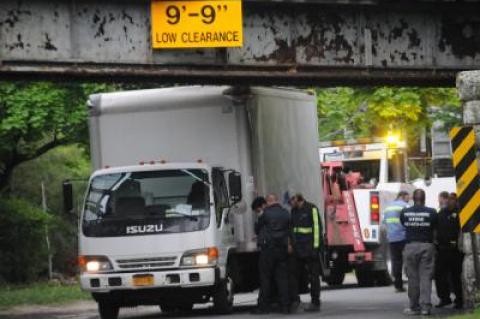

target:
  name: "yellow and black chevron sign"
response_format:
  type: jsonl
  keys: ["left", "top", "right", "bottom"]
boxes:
{"left": 449, "top": 126, "right": 480, "bottom": 233}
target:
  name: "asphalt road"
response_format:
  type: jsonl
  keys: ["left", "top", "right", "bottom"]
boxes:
{"left": 0, "top": 278, "right": 463, "bottom": 319}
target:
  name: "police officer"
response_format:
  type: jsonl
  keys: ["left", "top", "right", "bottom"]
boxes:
{"left": 435, "top": 193, "right": 463, "bottom": 309}
{"left": 400, "top": 189, "right": 438, "bottom": 316}
{"left": 290, "top": 194, "right": 322, "bottom": 312}
{"left": 383, "top": 191, "right": 409, "bottom": 292}
{"left": 255, "top": 194, "right": 291, "bottom": 314}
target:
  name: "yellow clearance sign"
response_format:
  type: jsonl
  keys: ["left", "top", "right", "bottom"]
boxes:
{"left": 151, "top": 0, "right": 243, "bottom": 49}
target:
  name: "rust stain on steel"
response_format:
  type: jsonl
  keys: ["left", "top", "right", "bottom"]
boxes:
{"left": 438, "top": 15, "right": 480, "bottom": 59}
{"left": 296, "top": 10, "right": 355, "bottom": 64}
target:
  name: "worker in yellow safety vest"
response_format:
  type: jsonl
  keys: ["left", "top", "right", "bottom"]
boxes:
{"left": 289, "top": 193, "right": 323, "bottom": 312}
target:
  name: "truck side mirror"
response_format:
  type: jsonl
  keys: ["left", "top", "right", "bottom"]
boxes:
{"left": 228, "top": 172, "right": 242, "bottom": 203}
{"left": 63, "top": 181, "right": 74, "bottom": 214}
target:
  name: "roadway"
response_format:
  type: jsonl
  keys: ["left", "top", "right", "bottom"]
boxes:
{"left": 0, "top": 276, "right": 463, "bottom": 319}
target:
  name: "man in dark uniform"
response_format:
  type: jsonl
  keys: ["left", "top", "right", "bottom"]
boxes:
{"left": 255, "top": 194, "right": 291, "bottom": 314}
{"left": 435, "top": 193, "right": 463, "bottom": 309}
{"left": 400, "top": 189, "right": 438, "bottom": 316}
{"left": 289, "top": 194, "right": 323, "bottom": 312}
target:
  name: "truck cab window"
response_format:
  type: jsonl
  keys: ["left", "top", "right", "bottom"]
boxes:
{"left": 212, "top": 168, "right": 229, "bottom": 227}
{"left": 82, "top": 169, "right": 211, "bottom": 237}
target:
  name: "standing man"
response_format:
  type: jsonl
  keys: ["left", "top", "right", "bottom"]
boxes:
{"left": 438, "top": 191, "right": 449, "bottom": 211}
{"left": 290, "top": 194, "right": 323, "bottom": 312}
{"left": 435, "top": 193, "right": 463, "bottom": 309}
{"left": 255, "top": 194, "right": 291, "bottom": 314}
{"left": 383, "top": 191, "right": 410, "bottom": 292}
{"left": 400, "top": 189, "right": 438, "bottom": 316}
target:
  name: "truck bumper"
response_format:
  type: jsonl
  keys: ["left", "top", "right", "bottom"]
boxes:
{"left": 80, "top": 267, "right": 217, "bottom": 293}
{"left": 348, "top": 251, "right": 373, "bottom": 264}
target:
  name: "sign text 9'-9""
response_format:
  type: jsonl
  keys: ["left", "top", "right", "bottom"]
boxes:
{"left": 166, "top": 4, "right": 228, "bottom": 25}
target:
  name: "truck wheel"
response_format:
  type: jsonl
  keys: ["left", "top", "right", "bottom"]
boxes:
{"left": 325, "top": 270, "right": 345, "bottom": 286}
{"left": 98, "top": 300, "right": 119, "bottom": 319}
{"left": 213, "top": 275, "right": 234, "bottom": 314}
{"left": 355, "top": 268, "right": 375, "bottom": 287}
{"left": 374, "top": 270, "right": 392, "bottom": 287}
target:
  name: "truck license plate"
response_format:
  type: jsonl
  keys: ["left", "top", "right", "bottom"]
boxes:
{"left": 132, "top": 274, "right": 154, "bottom": 286}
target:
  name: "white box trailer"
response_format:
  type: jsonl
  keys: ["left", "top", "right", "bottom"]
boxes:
{"left": 73, "top": 86, "right": 322, "bottom": 319}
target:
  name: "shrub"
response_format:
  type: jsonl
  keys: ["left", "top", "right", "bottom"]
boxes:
{"left": 0, "top": 198, "right": 51, "bottom": 283}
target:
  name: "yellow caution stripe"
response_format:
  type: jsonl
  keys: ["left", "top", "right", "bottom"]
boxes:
{"left": 449, "top": 126, "right": 480, "bottom": 233}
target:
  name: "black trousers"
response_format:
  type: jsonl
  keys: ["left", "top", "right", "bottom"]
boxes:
{"left": 390, "top": 241, "right": 406, "bottom": 289}
{"left": 435, "top": 247, "right": 463, "bottom": 306}
{"left": 290, "top": 255, "right": 321, "bottom": 305}
{"left": 258, "top": 247, "right": 289, "bottom": 310}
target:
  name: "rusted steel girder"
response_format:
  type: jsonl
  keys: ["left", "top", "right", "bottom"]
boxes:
{"left": 1, "top": 0, "right": 480, "bottom": 85}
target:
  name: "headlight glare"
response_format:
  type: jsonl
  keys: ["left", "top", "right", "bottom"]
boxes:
{"left": 181, "top": 247, "right": 218, "bottom": 267}
{"left": 78, "top": 255, "right": 113, "bottom": 273}
{"left": 195, "top": 254, "right": 209, "bottom": 265}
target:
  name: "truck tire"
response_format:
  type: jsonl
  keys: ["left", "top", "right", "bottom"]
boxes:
{"left": 374, "top": 270, "right": 392, "bottom": 287}
{"left": 98, "top": 300, "right": 119, "bottom": 319}
{"left": 213, "top": 275, "right": 234, "bottom": 314}
{"left": 355, "top": 268, "right": 375, "bottom": 287}
{"left": 325, "top": 269, "right": 346, "bottom": 286}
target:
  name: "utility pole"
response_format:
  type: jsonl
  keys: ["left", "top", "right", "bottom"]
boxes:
{"left": 41, "top": 181, "right": 53, "bottom": 281}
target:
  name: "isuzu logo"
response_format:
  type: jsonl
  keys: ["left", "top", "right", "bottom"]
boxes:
{"left": 126, "top": 224, "right": 164, "bottom": 234}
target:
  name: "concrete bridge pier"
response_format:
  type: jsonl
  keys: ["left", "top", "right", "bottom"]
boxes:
{"left": 456, "top": 71, "right": 480, "bottom": 310}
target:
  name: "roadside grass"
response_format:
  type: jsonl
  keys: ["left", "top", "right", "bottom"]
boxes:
{"left": 448, "top": 307, "right": 480, "bottom": 319}
{"left": 0, "top": 282, "right": 90, "bottom": 309}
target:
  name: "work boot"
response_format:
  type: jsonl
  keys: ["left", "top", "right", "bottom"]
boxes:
{"left": 403, "top": 308, "right": 421, "bottom": 316}
{"left": 435, "top": 299, "right": 452, "bottom": 308}
{"left": 420, "top": 309, "right": 431, "bottom": 316}
{"left": 304, "top": 303, "right": 320, "bottom": 312}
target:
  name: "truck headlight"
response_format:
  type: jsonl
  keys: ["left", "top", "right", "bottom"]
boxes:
{"left": 78, "top": 255, "right": 113, "bottom": 273}
{"left": 181, "top": 247, "right": 218, "bottom": 267}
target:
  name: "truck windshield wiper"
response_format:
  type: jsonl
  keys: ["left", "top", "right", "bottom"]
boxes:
{"left": 181, "top": 169, "right": 210, "bottom": 186}
{"left": 165, "top": 211, "right": 199, "bottom": 221}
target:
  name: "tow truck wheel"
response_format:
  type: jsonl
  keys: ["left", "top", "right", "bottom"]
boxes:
{"left": 98, "top": 300, "right": 119, "bottom": 319}
{"left": 355, "top": 268, "right": 375, "bottom": 287}
{"left": 374, "top": 270, "right": 392, "bottom": 287}
{"left": 325, "top": 270, "right": 346, "bottom": 286}
{"left": 213, "top": 274, "right": 234, "bottom": 314}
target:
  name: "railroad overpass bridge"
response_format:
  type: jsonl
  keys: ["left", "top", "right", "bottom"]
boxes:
{"left": 1, "top": 0, "right": 480, "bottom": 85}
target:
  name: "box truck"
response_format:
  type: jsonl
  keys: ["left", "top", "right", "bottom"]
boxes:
{"left": 63, "top": 86, "right": 322, "bottom": 319}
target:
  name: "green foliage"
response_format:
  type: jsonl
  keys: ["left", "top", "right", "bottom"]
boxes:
{"left": 10, "top": 145, "right": 91, "bottom": 277}
{"left": 0, "top": 82, "right": 112, "bottom": 191}
{"left": 316, "top": 87, "right": 461, "bottom": 142}
{"left": 0, "top": 282, "right": 89, "bottom": 309}
{"left": 0, "top": 197, "right": 51, "bottom": 283}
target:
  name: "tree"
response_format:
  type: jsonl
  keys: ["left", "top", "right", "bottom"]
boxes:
{"left": 316, "top": 87, "right": 461, "bottom": 143}
{"left": 0, "top": 82, "right": 112, "bottom": 192}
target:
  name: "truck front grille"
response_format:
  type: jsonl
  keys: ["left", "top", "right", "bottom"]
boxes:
{"left": 116, "top": 256, "right": 177, "bottom": 270}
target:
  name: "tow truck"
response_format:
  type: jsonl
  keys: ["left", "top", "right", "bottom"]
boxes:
{"left": 320, "top": 137, "right": 414, "bottom": 287}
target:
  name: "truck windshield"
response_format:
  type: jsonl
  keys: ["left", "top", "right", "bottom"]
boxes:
{"left": 82, "top": 169, "right": 211, "bottom": 237}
